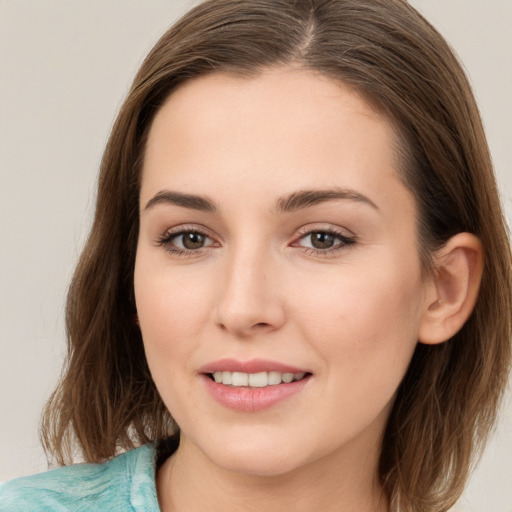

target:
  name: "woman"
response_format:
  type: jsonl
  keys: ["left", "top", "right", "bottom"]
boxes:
{"left": 1, "top": 0, "right": 510, "bottom": 511}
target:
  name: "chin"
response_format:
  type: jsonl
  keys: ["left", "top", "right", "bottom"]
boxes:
{"left": 216, "top": 451, "right": 302, "bottom": 477}
{"left": 197, "top": 432, "right": 308, "bottom": 477}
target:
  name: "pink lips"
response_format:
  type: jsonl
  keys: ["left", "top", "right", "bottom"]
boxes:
{"left": 199, "top": 358, "right": 308, "bottom": 374}
{"left": 199, "top": 358, "right": 311, "bottom": 412}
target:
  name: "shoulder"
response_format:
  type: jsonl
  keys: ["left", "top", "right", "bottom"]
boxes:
{"left": 0, "top": 444, "right": 160, "bottom": 512}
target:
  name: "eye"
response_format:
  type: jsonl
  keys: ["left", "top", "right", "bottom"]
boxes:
{"left": 156, "top": 228, "right": 217, "bottom": 254}
{"left": 305, "top": 231, "right": 338, "bottom": 250}
{"left": 174, "top": 231, "right": 211, "bottom": 250}
{"left": 294, "top": 229, "right": 356, "bottom": 254}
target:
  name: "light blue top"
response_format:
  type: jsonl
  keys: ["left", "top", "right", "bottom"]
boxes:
{"left": 0, "top": 444, "right": 161, "bottom": 511}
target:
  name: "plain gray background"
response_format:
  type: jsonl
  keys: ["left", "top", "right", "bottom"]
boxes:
{"left": 1, "top": 1, "right": 511, "bottom": 510}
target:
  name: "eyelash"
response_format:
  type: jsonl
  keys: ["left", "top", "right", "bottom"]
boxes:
{"left": 155, "top": 226, "right": 356, "bottom": 257}
{"left": 293, "top": 227, "right": 356, "bottom": 256}
{"left": 155, "top": 226, "right": 217, "bottom": 256}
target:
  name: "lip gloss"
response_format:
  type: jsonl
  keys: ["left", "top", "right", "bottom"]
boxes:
{"left": 201, "top": 373, "right": 311, "bottom": 412}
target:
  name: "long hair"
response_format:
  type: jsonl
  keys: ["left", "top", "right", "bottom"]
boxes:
{"left": 41, "top": 1, "right": 512, "bottom": 510}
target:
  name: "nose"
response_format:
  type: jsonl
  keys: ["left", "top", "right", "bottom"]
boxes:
{"left": 215, "top": 248, "right": 286, "bottom": 338}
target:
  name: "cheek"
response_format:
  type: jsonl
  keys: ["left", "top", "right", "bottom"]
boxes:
{"left": 134, "top": 261, "right": 216, "bottom": 423}
{"left": 291, "top": 256, "right": 424, "bottom": 376}
{"left": 134, "top": 259, "right": 214, "bottom": 369}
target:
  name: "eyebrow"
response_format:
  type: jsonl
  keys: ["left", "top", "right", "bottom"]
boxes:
{"left": 144, "top": 190, "right": 217, "bottom": 212}
{"left": 276, "top": 188, "right": 379, "bottom": 213}
{"left": 144, "top": 187, "right": 379, "bottom": 214}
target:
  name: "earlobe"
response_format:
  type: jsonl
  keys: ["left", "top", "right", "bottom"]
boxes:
{"left": 418, "top": 233, "right": 484, "bottom": 345}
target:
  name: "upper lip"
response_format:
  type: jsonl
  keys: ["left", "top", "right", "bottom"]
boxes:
{"left": 199, "top": 358, "right": 310, "bottom": 374}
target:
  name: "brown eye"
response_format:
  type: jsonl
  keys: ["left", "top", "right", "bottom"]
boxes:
{"left": 295, "top": 229, "right": 356, "bottom": 253}
{"left": 181, "top": 232, "right": 207, "bottom": 250}
{"left": 158, "top": 230, "right": 215, "bottom": 253}
{"left": 309, "top": 231, "right": 336, "bottom": 249}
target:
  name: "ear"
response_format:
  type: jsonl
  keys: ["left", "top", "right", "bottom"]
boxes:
{"left": 418, "top": 233, "right": 484, "bottom": 345}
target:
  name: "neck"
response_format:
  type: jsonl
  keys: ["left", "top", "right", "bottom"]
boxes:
{"left": 157, "top": 433, "right": 388, "bottom": 512}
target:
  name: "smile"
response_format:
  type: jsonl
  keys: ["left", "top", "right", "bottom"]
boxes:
{"left": 203, "top": 372, "right": 311, "bottom": 412}
{"left": 200, "top": 359, "right": 312, "bottom": 411}
{"left": 210, "top": 371, "right": 307, "bottom": 387}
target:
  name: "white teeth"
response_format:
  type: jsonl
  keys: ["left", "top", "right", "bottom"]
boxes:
{"left": 282, "top": 373, "right": 294, "bottom": 383}
{"left": 211, "top": 371, "right": 307, "bottom": 387}
{"left": 248, "top": 372, "right": 268, "bottom": 387}
{"left": 231, "top": 372, "right": 249, "bottom": 386}
{"left": 268, "top": 371, "right": 281, "bottom": 385}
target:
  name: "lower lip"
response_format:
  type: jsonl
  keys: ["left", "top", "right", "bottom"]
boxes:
{"left": 202, "top": 374, "right": 311, "bottom": 412}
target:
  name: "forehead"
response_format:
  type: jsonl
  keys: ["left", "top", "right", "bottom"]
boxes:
{"left": 146, "top": 68, "right": 392, "bottom": 154}
{"left": 141, "top": 67, "right": 414, "bottom": 219}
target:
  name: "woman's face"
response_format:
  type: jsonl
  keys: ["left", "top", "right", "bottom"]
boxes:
{"left": 135, "top": 68, "right": 430, "bottom": 476}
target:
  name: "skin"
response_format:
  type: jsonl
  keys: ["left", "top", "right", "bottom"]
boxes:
{"left": 134, "top": 67, "right": 481, "bottom": 511}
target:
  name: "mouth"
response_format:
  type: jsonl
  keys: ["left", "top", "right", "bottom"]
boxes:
{"left": 199, "top": 359, "right": 312, "bottom": 411}
{"left": 207, "top": 370, "right": 311, "bottom": 388}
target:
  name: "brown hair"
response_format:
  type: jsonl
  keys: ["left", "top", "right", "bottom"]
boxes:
{"left": 41, "top": 1, "right": 512, "bottom": 510}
